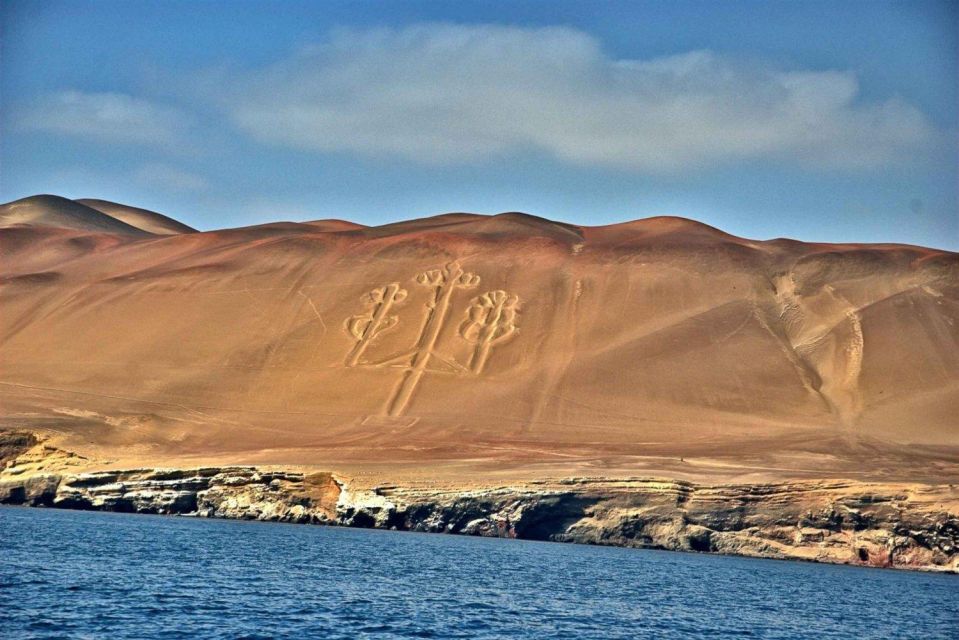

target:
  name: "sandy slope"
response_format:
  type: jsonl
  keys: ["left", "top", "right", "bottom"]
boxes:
{"left": 75, "top": 199, "right": 197, "bottom": 235}
{"left": 0, "top": 196, "right": 956, "bottom": 486}
{"left": 0, "top": 195, "right": 149, "bottom": 236}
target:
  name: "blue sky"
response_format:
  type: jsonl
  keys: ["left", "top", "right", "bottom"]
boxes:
{"left": 1, "top": 0, "right": 956, "bottom": 249}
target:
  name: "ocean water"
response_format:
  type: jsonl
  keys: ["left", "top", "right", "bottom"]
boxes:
{"left": 1, "top": 507, "right": 955, "bottom": 639}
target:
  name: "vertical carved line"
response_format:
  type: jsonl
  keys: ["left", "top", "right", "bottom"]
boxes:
{"left": 386, "top": 262, "right": 478, "bottom": 416}
{"left": 345, "top": 283, "right": 406, "bottom": 367}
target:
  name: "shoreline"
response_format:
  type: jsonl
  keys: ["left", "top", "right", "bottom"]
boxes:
{"left": 3, "top": 503, "right": 955, "bottom": 580}
{"left": 2, "top": 460, "right": 956, "bottom": 573}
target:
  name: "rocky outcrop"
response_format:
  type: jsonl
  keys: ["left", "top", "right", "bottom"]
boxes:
{"left": 367, "top": 480, "right": 959, "bottom": 571}
{"left": 1, "top": 438, "right": 955, "bottom": 571}
{"left": 2, "top": 458, "right": 956, "bottom": 572}
{"left": 0, "top": 466, "right": 342, "bottom": 523}
{"left": 0, "top": 431, "right": 39, "bottom": 466}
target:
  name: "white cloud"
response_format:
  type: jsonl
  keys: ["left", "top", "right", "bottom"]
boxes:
{"left": 133, "top": 163, "right": 207, "bottom": 192}
{"left": 19, "top": 91, "right": 189, "bottom": 147}
{"left": 224, "top": 24, "right": 934, "bottom": 172}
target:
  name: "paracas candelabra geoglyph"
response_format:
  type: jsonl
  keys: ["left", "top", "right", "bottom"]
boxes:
{"left": 343, "top": 262, "right": 520, "bottom": 416}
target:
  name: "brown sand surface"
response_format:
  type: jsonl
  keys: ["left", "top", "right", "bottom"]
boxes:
{"left": 1, "top": 195, "right": 957, "bottom": 487}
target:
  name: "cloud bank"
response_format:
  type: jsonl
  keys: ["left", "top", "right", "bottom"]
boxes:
{"left": 18, "top": 91, "right": 189, "bottom": 147}
{"left": 226, "top": 24, "right": 934, "bottom": 172}
{"left": 21, "top": 25, "right": 935, "bottom": 174}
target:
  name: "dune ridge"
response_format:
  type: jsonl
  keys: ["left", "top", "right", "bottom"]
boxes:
{"left": 76, "top": 199, "right": 197, "bottom": 235}
{"left": 0, "top": 195, "right": 150, "bottom": 236}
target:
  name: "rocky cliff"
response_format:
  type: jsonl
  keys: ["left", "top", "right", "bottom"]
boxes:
{"left": 2, "top": 437, "right": 955, "bottom": 573}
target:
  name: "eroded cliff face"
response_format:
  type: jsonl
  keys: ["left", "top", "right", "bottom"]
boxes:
{"left": 0, "top": 468, "right": 342, "bottom": 524}
{"left": 2, "top": 438, "right": 956, "bottom": 573}
{"left": 374, "top": 481, "right": 959, "bottom": 571}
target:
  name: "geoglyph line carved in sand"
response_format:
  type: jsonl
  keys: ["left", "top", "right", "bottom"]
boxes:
{"left": 344, "top": 283, "right": 408, "bottom": 367}
{"left": 459, "top": 290, "right": 520, "bottom": 374}
{"left": 386, "top": 262, "right": 480, "bottom": 416}
{"left": 343, "top": 262, "right": 521, "bottom": 416}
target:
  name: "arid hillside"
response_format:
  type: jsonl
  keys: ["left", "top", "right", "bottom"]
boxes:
{"left": 1, "top": 195, "right": 957, "bottom": 484}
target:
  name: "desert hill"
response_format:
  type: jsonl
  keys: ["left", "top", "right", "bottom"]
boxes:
{"left": 0, "top": 195, "right": 150, "bottom": 236}
{"left": 76, "top": 199, "right": 197, "bottom": 235}
{"left": 1, "top": 196, "right": 956, "bottom": 485}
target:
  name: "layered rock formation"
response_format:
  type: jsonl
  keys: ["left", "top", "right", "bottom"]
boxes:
{"left": 2, "top": 438, "right": 955, "bottom": 572}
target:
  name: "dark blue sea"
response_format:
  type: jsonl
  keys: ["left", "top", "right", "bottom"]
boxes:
{"left": 1, "top": 507, "right": 955, "bottom": 639}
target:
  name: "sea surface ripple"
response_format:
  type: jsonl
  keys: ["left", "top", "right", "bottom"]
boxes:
{"left": 1, "top": 506, "right": 956, "bottom": 639}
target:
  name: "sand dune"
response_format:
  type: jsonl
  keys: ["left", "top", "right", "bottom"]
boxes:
{"left": 0, "top": 195, "right": 149, "bottom": 236}
{"left": 76, "top": 199, "right": 196, "bottom": 235}
{"left": 0, "top": 196, "right": 956, "bottom": 484}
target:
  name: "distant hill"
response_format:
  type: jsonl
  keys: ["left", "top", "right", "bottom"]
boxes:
{"left": 0, "top": 195, "right": 196, "bottom": 236}
{"left": 0, "top": 195, "right": 149, "bottom": 236}
{"left": 76, "top": 199, "right": 196, "bottom": 235}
